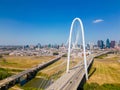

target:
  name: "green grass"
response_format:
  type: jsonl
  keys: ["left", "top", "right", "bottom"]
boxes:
{"left": 22, "top": 87, "right": 38, "bottom": 90}
{"left": 22, "top": 77, "right": 51, "bottom": 90}
{"left": 37, "top": 72, "right": 50, "bottom": 79}
{"left": 0, "top": 61, "right": 17, "bottom": 65}
{"left": 37, "top": 70, "right": 63, "bottom": 81}
{"left": 50, "top": 70, "right": 63, "bottom": 80}
{"left": 84, "top": 83, "right": 120, "bottom": 90}
{"left": 1, "top": 67, "right": 23, "bottom": 72}
{"left": 0, "top": 68, "right": 13, "bottom": 80}
{"left": 85, "top": 54, "right": 120, "bottom": 90}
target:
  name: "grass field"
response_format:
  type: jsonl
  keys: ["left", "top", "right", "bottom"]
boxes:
{"left": 37, "top": 57, "right": 82, "bottom": 78}
{"left": 15, "top": 57, "right": 83, "bottom": 90}
{"left": 0, "top": 68, "right": 13, "bottom": 80}
{"left": 3, "top": 54, "right": 83, "bottom": 90}
{"left": 84, "top": 54, "right": 120, "bottom": 90}
{"left": 0, "top": 55, "right": 55, "bottom": 82}
{"left": 0, "top": 56, "right": 55, "bottom": 69}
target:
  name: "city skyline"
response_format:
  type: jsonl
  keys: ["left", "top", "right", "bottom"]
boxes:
{"left": 0, "top": 0, "right": 120, "bottom": 45}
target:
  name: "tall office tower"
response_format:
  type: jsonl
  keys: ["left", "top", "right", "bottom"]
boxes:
{"left": 115, "top": 41, "right": 118, "bottom": 48}
{"left": 36, "top": 43, "right": 41, "bottom": 50}
{"left": 118, "top": 40, "right": 120, "bottom": 47}
{"left": 106, "top": 39, "right": 110, "bottom": 48}
{"left": 97, "top": 40, "right": 104, "bottom": 49}
{"left": 90, "top": 43, "right": 94, "bottom": 50}
{"left": 86, "top": 44, "right": 90, "bottom": 50}
{"left": 97, "top": 40, "right": 101, "bottom": 48}
{"left": 110, "top": 41, "right": 115, "bottom": 48}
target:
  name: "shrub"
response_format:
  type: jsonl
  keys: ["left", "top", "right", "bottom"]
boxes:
{"left": 62, "top": 54, "right": 67, "bottom": 57}
{"left": 0, "top": 70, "right": 12, "bottom": 80}
{"left": 0, "top": 55, "right": 3, "bottom": 58}
{"left": 53, "top": 52, "right": 59, "bottom": 55}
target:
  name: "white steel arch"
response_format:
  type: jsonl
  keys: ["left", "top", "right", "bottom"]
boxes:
{"left": 66, "top": 18, "right": 88, "bottom": 80}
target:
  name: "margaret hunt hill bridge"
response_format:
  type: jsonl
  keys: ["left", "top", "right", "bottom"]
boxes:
{"left": 0, "top": 18, "right": 114, "bottom": 90}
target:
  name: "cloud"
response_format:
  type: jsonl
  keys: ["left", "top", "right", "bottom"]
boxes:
{"left": 93, "top": 19, "right": 104, "bottom": 23}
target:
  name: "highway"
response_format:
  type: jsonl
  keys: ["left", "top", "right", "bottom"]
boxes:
{"left": 0, "top": 51, "right": 111, "bottom": 90}
{"left": 0, "top": 54, "right": 64, "bottom": 89}
{"left": 47, "top": 51, "right": 110, "bottom": 90}
{"left": 63, "top": 56, "right": 93, "bottom": 90}
{"left": 46, "top": 54, "right": 93, "bottom": 90}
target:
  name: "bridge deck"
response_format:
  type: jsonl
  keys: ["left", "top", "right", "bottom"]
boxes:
{"left": 47, "top": 56, "right": 93, "bottom": 90}
{"left": 47, "top": 51, "right": 110, "bottom": 90}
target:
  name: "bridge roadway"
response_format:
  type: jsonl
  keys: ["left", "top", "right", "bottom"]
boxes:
{"left": 0, "top": 54, "right": 64, "bottom": 89}
{"left": 47, "top": 51, "right": 110, "bottom": 90}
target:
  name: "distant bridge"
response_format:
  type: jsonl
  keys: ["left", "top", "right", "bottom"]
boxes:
{"left": 0, "top": 54, "right": 65, "bottom": 90}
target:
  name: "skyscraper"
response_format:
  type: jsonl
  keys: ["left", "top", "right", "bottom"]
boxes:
{"left": 37, "top": 43, "right": 41, "bottom": 49}
{"left": 97, "top": 40, "right": 101, "bottom": 48}
{"left": 110, "top": 41, "right": 115, "bottom": 48}
{"left": 118, "top": 40, "right": 120, "bottom": 47}
{"left": 106, "top": 39, "right": 110, "bottom": 48}
{"left": 97, "top": 40, "right": 104, "bottom": 49}
{"left": 86, "top": 44, "right": 90, "bottom": 50}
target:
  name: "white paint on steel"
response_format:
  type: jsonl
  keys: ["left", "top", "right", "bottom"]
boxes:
{"left": 66, "top": 18, "right": 88, "bottom": 80}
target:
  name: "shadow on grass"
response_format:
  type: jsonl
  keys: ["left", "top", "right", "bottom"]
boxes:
{"left": 22, "top": 77, "right": 52, "bottom": 90}
{"left": 88, "top": 67, "right": 96, "bottom": 78}
{"left": 95, "top": 54, "right": 108, "bottom": 59}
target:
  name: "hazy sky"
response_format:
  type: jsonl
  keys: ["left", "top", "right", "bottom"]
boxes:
{"left": 0, "top": 0, "right": 120, "bottom": 45}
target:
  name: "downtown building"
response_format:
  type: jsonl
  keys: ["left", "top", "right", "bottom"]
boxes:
{"left": 110, "top": 41, "right": 115, "bottom": 48}
{"left": 106, "top": 39, "right": 110, "bottom": 48}
{"left": 97, "top": 40, "right": 104, "bottom": 49}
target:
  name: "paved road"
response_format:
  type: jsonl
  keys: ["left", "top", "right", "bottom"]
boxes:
{"left": 47, "top": 51, "right": 110, "bottom": 90}
{"left": 46, "top": 54, "right": 93, "bottom": 90}
{"left": 0, "top": 54, "right": 64, "bottom": 88}
{"left": 63, "top": 56, "right": 93, "bottom": 90}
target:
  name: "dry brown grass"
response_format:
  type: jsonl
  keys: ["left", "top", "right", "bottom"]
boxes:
{"left": 38, "top": 57, "right": 82, "bottom": 77}
{"left": 88, "top": 54, "right": 120, "bottom": 85}
{"left": 0, "top": 56, "right": 55, "bottom": 69}
{"left": 9, "top": 85, "right": 23, "bottom": 90}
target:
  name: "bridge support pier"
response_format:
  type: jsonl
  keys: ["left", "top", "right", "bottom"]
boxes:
{"left": 0, "top": 85, "right": 8, "bottom": 90}
{"left": 87, "top": 59, "right": 94, "bottom": 73}
{"left": 26, "top": 71, "right": 36, "bottom": 80}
